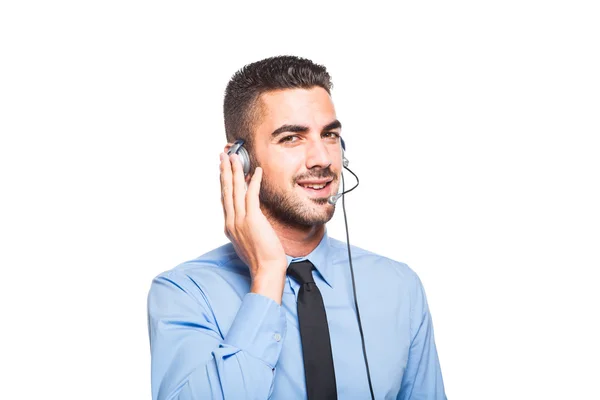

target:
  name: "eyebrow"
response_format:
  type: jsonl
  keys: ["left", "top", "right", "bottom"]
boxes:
{"left": 271, "top": 119, "right": 342, "bottom": 138}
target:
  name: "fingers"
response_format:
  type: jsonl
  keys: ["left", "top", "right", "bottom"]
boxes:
{"left": 220, "top": 153, "right": 234, "bottom": 234}
{"left": 220, "top": 152, "right": 249, "bottom": 238}
{"left": 246, "top": 166, "right": 262, "bottom": 213}
{"left": 230, "top": 153, "right": 247, "bottom": 220}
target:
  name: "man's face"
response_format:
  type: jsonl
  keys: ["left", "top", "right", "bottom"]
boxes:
{"left": 251, "top": 87, "right": 343, "bottom": 228}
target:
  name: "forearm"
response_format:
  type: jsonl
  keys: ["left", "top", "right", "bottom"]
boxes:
{"left": 172, "top": 346, "right": 276, "bottom": 400}
{"left": 149, "top": 277, "right": 287, "bottom": 400}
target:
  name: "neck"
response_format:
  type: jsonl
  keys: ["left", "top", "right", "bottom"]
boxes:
{"left": 265, "top": 215, "right": 326, "bottom": 258}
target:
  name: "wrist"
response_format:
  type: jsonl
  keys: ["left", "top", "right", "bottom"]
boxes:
{"left": 251, "top": 270, "right": 286, "bottom": 305}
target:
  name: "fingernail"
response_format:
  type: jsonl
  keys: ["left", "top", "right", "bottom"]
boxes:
{"left": 219, "top": 153, "right": 224, "bottom": 161}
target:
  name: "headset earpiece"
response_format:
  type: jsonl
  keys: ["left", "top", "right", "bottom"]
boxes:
{"left": 227, "top": 139, "right": 251, "bottom": 176}
{"left": 340, "top": 137, "right": 349, "bottom": 167}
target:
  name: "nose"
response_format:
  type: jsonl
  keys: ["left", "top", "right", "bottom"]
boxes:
{"left": 305, "top": 137, "right": 332, "bottom": 170}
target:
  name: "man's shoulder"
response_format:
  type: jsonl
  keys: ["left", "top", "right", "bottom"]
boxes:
{"left": 328, "top": 236, "right": 420, "bottom": 284}
{"left": 152, "top": 241, "right": 247, "bottom": 284}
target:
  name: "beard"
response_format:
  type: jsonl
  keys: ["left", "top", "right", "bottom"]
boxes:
{"left": 258, "top": 166, "right": 338, "bottom": 228}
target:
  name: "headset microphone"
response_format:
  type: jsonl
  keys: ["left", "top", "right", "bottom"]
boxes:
{"left": 328, "top": 151, "right": 360, "bottom": 205}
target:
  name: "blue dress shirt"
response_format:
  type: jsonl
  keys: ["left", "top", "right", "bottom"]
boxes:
{"left": 148, "top": 229, "right": 446, "bottom": 399}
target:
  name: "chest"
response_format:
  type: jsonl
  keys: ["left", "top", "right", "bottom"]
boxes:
{"left": 275, "top": 283, "right": 412, "bottom": 399}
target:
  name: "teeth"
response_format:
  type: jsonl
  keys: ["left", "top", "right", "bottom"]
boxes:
{"left": 301, "top": 183, "right": 326, "bottom": 189}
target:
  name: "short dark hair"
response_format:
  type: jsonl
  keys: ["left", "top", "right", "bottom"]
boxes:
{"left": 223, "top": 55, "right": 333, "bottom": 152}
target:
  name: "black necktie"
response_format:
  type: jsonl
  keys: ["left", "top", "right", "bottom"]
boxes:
{"left": 287, "top": 260, "right": 338, "bottom": 400}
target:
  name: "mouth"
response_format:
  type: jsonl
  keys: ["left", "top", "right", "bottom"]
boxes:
{"left": 296, "top": 180, "right": 334, "bottom": 197}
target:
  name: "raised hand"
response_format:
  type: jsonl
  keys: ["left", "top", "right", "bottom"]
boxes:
{"left": 219, "top": 152, "right": 288, "bottom": 304}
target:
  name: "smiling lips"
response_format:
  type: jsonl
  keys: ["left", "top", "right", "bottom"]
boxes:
{"left": 297, "top": 179, "right": 334, "bottom": 195}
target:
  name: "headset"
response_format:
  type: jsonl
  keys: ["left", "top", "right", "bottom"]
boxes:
{"left": 227, "top": 138, "right": 375, "bottom": 400}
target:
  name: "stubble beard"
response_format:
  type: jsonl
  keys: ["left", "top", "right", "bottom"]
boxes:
{"left": 258, "top": 169, "right": 338, "bottom": 228}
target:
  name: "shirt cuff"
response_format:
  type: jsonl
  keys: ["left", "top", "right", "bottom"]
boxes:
{"left": 223, "top": 292, "right": 287, "bottom": 369}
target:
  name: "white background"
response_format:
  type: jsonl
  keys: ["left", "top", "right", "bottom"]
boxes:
{"left": 1, "top": 1, "right": 599, "bottom": 399}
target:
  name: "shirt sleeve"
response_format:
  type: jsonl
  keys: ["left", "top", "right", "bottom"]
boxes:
{"left": 147, "top": 271, "right": 287, "bottom": 400}
{"left": 398, "top": 275, "right": 447, "bottom": 400}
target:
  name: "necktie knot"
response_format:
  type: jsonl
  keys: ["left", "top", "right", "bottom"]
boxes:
{"left": 287, "top": 260, "right": 315, "bottom": 285}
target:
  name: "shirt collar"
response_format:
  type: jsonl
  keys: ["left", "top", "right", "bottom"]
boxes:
{"left": 285, "top": 228, "right": 334, "bottom": 288}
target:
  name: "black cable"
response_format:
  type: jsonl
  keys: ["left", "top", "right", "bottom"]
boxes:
{"left": 341, "top": 168, "right": 375, "bottom": 400}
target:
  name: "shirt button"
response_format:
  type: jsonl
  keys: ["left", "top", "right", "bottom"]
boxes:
{"left": 273, "top": 333, "right": 282, "bottom": 342}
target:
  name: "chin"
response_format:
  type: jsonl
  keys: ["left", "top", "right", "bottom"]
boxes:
{"left": 305, "top": 206, "right": 336, "bottom": 225}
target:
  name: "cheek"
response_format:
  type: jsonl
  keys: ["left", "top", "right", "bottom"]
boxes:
{"left": 262, "top": 160, "right": 298, "bottom": 188}
{"left": 272, "top": 153, "right": 304, "bottom": 181}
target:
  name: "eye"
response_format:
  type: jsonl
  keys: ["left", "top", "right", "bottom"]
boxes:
{"left": 323, "top": 132, "right": 340, "bottom": 139}
{"left": 279, "top": 135, "right": 298, "bottom": 143}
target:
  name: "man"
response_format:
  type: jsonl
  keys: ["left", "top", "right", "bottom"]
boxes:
{"left": 148, "top": 55, "right": 446, "bottom": 399}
